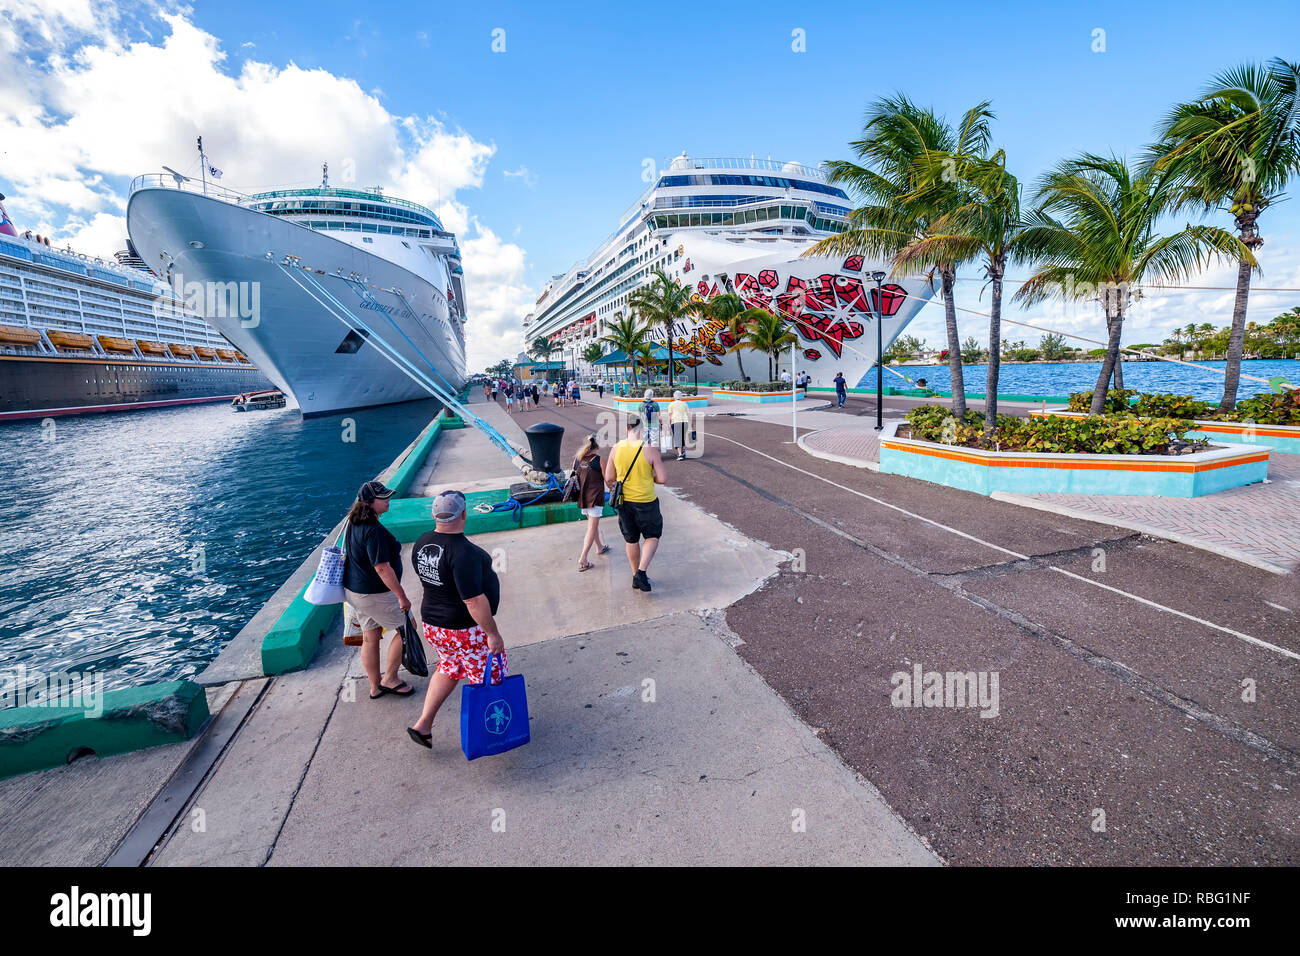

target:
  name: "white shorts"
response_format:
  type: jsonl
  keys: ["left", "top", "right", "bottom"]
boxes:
{"left": 344, "top": 588, "right": 406, "bottom": 633}
{"left": 581, "top": 506, "right": 603, "bottom": 518}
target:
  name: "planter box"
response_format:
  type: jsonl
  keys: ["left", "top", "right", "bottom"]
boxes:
{"left": 710, "top": 388, "right": 805, "bottom": 404}
{"left": 1030, "top": 408, "right": 1300, "bottom": 456}
{"left": 611, "top": 394, "right": 708, "bottom": 409}
{"left": 880, "top": 434, "right": 1269, "bottom": 497}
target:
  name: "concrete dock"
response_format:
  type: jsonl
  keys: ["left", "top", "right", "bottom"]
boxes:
{"left": 2, "top": 386, "right": 1295, "bottom": 866}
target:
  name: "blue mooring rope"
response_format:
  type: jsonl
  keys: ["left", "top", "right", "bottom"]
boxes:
{"left": 474, "top": 473, "right": 565, "bottom": 523}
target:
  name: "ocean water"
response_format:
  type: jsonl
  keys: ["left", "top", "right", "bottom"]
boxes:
{"left": 877, "top": 359, "right": 1300, "bottom": 402}
{"left": 0, "top": 398, "right": 442, "bottom": 703}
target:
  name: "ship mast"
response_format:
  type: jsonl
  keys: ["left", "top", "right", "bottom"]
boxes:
{"left": 322, "top": 163, "right": 329, "bottom": 190}
{"left": 197, "top": 136, "right": 207, "bottom": 196}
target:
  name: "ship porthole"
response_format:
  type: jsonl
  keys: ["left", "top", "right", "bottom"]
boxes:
{"left": 189, "top": 241, "right": 204, "bottom": 249}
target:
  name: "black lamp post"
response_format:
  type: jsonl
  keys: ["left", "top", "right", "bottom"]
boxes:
{"left": 872, "top": 271, "right": 886, "bottom": 431}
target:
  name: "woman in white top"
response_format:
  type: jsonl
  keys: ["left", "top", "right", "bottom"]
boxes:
{"left": 668, "top": 391, "right": 690, "bottom": 461}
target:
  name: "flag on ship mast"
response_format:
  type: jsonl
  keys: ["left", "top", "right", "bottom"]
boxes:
{"left": 208, "top": 164, "right": 223, "bottom": 180}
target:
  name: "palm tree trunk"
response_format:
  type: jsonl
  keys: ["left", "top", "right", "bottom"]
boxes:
{"left": 666, "top": 323, "right": 675, "bottom": 386}
{"left": 735, "top": 348, "right": 747, "bottom": 381}
{"left": 1112, "top": 348, "right": 1124, "bottom": 391}
{"left": 984, "top": 269, "right": 1004, "bottom": 434}
{"left": 941, "top": 267, "right": 966, "bottom": 418}
{"left": 767, "top": 353, "right": 773, "bottom": 381}
{"left": 1090, "top": 309, "right": 1124, "bottom": 415}
{"left": 1219, "top": 256, "right": 1253, "bottom": 412}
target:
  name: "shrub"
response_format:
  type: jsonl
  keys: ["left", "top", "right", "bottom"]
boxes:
{"left": 1223, "top": 388, "right": 1300, "bottom": 426}
{"left": 1068, "top": 388, "right": 1137, "bottom": 413}
{"left": 647, "top": 384, "right": 698, "bottom": 397}
{"left": 904, "top": 404, "right": 1197, "bottom": 455}
{"left": 717, "top": 380, "right": 792, "bottom": 392}
{"left": 1132, "top": 392, "right": 1215, "bottom": 419}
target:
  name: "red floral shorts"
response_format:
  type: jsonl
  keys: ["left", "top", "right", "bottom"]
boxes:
{"left": 421, "top": 622, "right": 506, "bottom": 683}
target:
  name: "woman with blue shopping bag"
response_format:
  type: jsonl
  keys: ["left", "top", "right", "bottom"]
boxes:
{"left": 406, "top": 490, "right": 528, "bottom": 759}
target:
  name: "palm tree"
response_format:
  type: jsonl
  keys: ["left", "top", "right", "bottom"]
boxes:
{"left": 806, "top": 96, "right": 994, "bottom": 420}
{"left": 581, "top": 342, "right": 603, "bottom": 373}
{"left": 529, "top": 334, "right": 557, "bottom": 381}
{"left": 695, "top": 292, "right": 756, "bottom": 380}
{"left": 738, "top": 309, "right": 798, "bottom": 381}
{"left": 894, "top": 148, "right": 1032, "bottom": 432}
{"left": 1015, "top": 153, "right": 1251, "bottom": 415}
{"left": 598, "top": 311, "right": 647, "bottom": 385}
{"left": 629, "top": 269, "right": 693, "bottom": 387}
{"left": 1154, "top": 58, "right": 1300, "bottom": 410}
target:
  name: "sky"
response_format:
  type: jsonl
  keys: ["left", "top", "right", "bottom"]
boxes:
{"left": 2, "top": 0, "right": 1298, "bottom": 372}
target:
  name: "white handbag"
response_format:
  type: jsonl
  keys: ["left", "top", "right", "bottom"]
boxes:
{"left": 304, "top": 544, "right": 346, "bottom": 605}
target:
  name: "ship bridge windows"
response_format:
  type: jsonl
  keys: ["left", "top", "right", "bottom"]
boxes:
{"left": 655, "top": 173, "right": 849, "bottom": 199}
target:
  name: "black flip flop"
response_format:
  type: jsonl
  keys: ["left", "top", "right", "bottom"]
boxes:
{"left": 407, "top": 726, "right": 432, "bottom": 749}
{"left": 371, "top": 681, "right": 415, "bottom": 699}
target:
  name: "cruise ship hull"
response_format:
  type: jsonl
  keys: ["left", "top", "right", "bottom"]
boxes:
{"left": 126, "top": 189, "right": 466, "bottom": 417}
{"left": 0, "top": 353, "right": 268, "bottom": 421}
{"left": 647, "top": 235, "right": 935, "bottom": 388}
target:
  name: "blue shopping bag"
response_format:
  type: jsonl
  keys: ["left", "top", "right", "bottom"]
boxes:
{"left": 460, "top": 653, "right": 530, "bottom": 760}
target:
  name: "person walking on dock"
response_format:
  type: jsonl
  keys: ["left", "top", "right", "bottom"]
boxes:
{"left": 343, "top": 480, "right": 415, "bottom": 699}
{"left": 641, "top": 389, "right": 660, "bottom": 447}
{"left": 834, "top": 371, "right": 847, "bottom": 408}
{"left": 597, "top": 378, "right": 605, "bottom": 399}
{"left": 530, "top": 381, "right": 540, "bottom": 409}
{"left": 406, "top": 490, "right": 505, "bottom": 749}
{"left": 504, "top": 380, "right": 516, "bottom": 414}
{"left": 571, "top": 379, "right": 581, "bottom": 405}
{"left": 573, "top": 434, "right": 610, "bottom": 572}
{"left": 605, "top": 414, "right": 666, "bottom": 592}
{"left": 668, "top": 390, "right": 690, "bottom": 461}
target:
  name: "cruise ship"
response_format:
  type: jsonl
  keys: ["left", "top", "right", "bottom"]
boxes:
{"left": 126, "top": 166, "right": 467, "bottom": 416}
{"left": 524, "top": 154, "right": 937, "bottom": 387}
{"left": 0, "top": 193, "right": 268, "bottom": 421}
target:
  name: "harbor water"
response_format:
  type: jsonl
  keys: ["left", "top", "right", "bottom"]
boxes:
{"left": 876, "top": 358, "right": 1299, "bottom": 401}
{"left": 0, "top": 398, "right": 441, "bottom": 704}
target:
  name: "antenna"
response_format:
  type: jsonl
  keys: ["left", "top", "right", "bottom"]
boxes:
{"left": 162, "top": 166, "right": 190, "bottom": 187}
{"left": 322, "top": 162, "right": 329, "bottom": 188}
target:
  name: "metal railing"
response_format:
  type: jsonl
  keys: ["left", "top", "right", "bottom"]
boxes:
{"left": 129, "top": 172, "right": 249, "bottom": 205}
{"left": 669, "top": 156, "right": 828, "bottom": 181}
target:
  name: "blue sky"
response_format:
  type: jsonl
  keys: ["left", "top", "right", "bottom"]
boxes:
{"left": 4, "top": 0, "right": 1298, "bottom": 368}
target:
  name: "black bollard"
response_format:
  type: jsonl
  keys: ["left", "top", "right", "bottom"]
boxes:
{"left": 523, "top": 422, "right": 565, "bottom": 474}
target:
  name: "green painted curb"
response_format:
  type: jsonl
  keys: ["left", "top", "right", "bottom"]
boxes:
{"left": 260, "top": 583, "right": 340, "bottom": 675}
{"left": 0, "top": 680, "right": 208, "bottom": 779}
{"left": 383, "top": 489, "right": 611, "bottom": 542}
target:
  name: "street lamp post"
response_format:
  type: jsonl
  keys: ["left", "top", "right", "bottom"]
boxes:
{"left": 872, "top": 271, "right": 886, "bottom": 431}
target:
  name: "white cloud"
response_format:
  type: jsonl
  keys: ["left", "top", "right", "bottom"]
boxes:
{"left": 0, "top": 2, "right": 531, "bottom": 375}
{"left": 503, "top": 166, "right": 537, "bottom": 187}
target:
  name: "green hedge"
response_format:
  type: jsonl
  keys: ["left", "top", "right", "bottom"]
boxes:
{"left": 717, "top": 380, "right": 791, "bottom": 392}
{"left": 906, "top": 404, "right": 1200, "bottom": 455}
{"left": 1068, "top": 388, "right": 1300, "bottom": 426}
{"left": 647, "top": 384, "right": 698, "bottom": 397}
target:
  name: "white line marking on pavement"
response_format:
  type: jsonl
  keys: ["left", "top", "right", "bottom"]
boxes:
{"left": 1265, "top": 602, "right": 1292, "bottom": 613}
{"left": 705, "top": 430, "right": 1300, "bottom": 662}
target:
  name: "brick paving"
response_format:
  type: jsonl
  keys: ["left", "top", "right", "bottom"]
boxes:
{"left": 800, "top": 423, "right": 1300, "bottom": 574}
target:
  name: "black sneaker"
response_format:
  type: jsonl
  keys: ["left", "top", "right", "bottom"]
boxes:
{"left": 632, "top": 570, "right": 652, "bottom": 592}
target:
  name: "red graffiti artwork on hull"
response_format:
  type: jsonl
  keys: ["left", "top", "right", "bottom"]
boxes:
{"left": 730, "top": 271, "right": 908, "bottom": 359}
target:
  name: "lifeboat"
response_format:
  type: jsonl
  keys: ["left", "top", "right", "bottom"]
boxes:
{"left": 47, "top": 330, "right": 95, "bottom": 351}
{"left": 137, "top": 340, "right": 169, "bottom": 356}
{"left": 97, "top": 335, "right": 136, "bottom": 353}
{"left": 231, "top": 389, "right": 287, "bottom": 412}
{"left": 216, "top": 348, "right": 237, "bottom": 362}
{"left": 0, "top": 323, "right": 42, "bottom": 346}
{"left": 169, "top": 343, "right": 196, "bottom": 358}
{"left": 234, "top": 351, "right": 249, "bottom": 363}
{"left": 194, "top": 346, "right": 217, "bottom": 360}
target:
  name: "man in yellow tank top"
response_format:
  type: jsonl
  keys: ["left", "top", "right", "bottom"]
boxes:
{"left": 603, "top": 413, "right": 666, "bottom": 592}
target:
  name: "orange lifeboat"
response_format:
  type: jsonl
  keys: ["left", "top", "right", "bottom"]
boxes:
{"left": 0, "top": 324, "right": 42, "bottom": 346}
{"left": 137, "top": 340, "right": 169, "bottom": 356}
{"left": 216, "top": 348, "right": 237, "bottom": 362}
{"left": 234, "top": 351, "right": 249, "bottom": 363}
{"left": 97, "top": 335, "right": 136, "bottom": 353}
{"left": 194, "top": 346, "right": 218, "bottom": 360}
{"left": 47, "top": 330, "right": 95, "bottom": 351}
{"left": 169, "top": 343, "right": 196, "bottom": 358}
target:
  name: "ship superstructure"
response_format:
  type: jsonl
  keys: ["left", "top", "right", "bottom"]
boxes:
{"left": 524, "top": 154, "right": 936, "bottom": 386}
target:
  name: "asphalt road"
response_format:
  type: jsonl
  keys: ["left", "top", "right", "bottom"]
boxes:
{"left": 491, "top": 394, "right": 1299, "bottom": 865}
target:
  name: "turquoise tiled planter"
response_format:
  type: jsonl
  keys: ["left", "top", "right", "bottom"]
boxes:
{"left": 879, "top": 436, "right": 1270, "bottom": 497}
{"left": 710, "top": 388, "right": 805, "bottom": 403}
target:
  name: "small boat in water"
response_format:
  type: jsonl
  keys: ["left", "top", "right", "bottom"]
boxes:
{"left": 231, "top": 388, "right": 286, "bottom": 412}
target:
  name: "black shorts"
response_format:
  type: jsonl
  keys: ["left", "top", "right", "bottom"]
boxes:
{"left": 617, "top": 498, "right": 663, "bottom": 543}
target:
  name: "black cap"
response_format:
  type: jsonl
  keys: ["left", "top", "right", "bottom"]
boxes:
{"left": 358, "top": 480, "right": 395, "bottom": 503}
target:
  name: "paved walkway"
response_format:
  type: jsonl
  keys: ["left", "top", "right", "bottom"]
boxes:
{"left": 1005, "top": 452, "right": 1300, "bottom": 574}
{"left": 796, "top": 420, "right": 1300, "bottom": 574}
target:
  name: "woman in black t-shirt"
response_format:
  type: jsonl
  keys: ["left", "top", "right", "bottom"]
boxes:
{"left": 406, "top": 490, "right": 505, "bottom": 750}
{"left": 343, "top": 480, "right": 414, "bottom": 699}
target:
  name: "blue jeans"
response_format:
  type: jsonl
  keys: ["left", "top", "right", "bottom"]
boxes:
{"left": 836, "top": 390, "right": 846, "bottom": 406}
